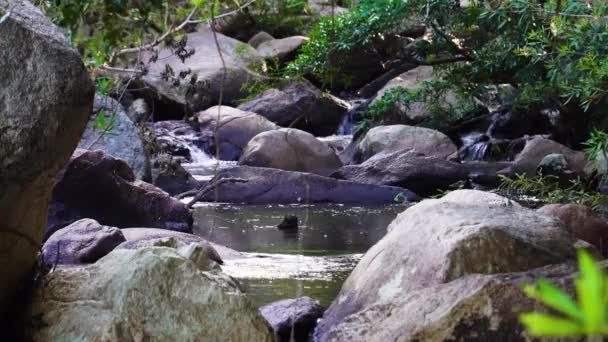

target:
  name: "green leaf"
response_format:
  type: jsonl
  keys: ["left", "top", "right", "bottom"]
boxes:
{"left": 523, "top": 280, "right": 583, "bottom": 322}
{"left": 576, "top": 249, "right": 605, "bottom": 334}
{"left": 94, "top": 109, "right": 107, "bottom": 130}
{"left": 519, "top": 313, "right": 584, "bottom": 337}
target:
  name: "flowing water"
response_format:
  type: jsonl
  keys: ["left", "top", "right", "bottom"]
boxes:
{"left": 192, "top": 203, "right": 408, "bottom": 307}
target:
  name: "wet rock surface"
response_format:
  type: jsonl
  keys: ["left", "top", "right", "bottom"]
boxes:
{"left": 260, "top": 296, "right": 325, "bottom": 342}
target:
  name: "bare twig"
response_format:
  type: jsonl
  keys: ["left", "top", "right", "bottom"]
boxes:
{"left": 210, "top": 2, "right": 228, "bottom": 204}
{"left": 185, "top": 178, "right": 248, "bottom": 208}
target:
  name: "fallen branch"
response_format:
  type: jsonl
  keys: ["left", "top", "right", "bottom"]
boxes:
{"left": 177, "top": 178, "right": 248, "bottom": 207}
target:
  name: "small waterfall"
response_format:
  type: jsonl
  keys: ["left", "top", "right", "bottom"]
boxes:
{"left": 336, "top": 99, "right": 371, "bottom": 136}
{"left": 459, "top": 132, "right": 491, "bottom": 161}
{"left": 151, "top": 121, "right": 236, "bottom": 180}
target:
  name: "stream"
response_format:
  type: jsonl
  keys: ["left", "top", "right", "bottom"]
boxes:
{"left": 192, "top": 203, "right": 407, "bottom": 307}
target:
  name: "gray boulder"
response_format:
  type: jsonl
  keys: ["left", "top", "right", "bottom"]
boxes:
{"left": 257, "top": 36, "right": 308, "bottom": 62}
{"left": 79, "top": 95, "right": 151, "bottom": 180}
{"left": 317, "top": 262, "right": 583, "bottom": 342}
{"left": 196, "top": 105, "right": 278, "bottom": 160}
{"left": 41, "top": 219, "right": 126, "bottom": 268}
{"left": 239, "top": 128, "right": 342, "bottom": 176}
{"left": 356, "top": 125, "right": 458, "bottom": 162}
{"left": 238, "top": 80, "right": 350, "bottom": 136}
{"left": 315, "top": 190, "right": 576, "bottom": 341}
{"left": 143, "top": 27, "right": 264, "bottom": 112}
{"left": 260, "top": 297, "right": 325, "bottom": 342}
{"left": 193, "top": 166, "right": 420, "bottom": 204}
{"left": 511, "top": 137, "right": 588, "bottom": 177}
{"left": 333, "top": 151, "right": 469, "bottom": 197}
{"left": 0, "top": 0, "right": 94, "bottom": 312}
{"left": 248, "top": 31, "right": 274, "bottom": 48}
{"left": 25, "top": 247, "right": 273, "bottom": 341}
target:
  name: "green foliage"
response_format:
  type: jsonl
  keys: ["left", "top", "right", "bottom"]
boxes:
{"left": 250, "top": 0, "right": 313, "bottom": 37}
{"left": 93, "top": 109, "right": 115, "bottom": 133}
{"left": 520, "top": 249, "right": 608, "bottom": 337}
{"left": 498, "top": 173, "right": 607, "bottom": 211}
{"left": 287, "top": 0, "right": 413, "bottom": 87}
{"left": 584, "top": 129, "right": 608, "bottom": 176}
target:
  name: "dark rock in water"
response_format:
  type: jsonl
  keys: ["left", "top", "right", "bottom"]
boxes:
{"left": 332, "top": 151, "right": 469, "bottom": 197}
{"left": 539, "top": 204, "right": 608, "bottom": 257}
{"left": 277, "top": 215, "right": 299, "bottom": 231}
{"left": 0, "top": 0, "right": 94, "bottom": 314}
{"left": 465, "top": 161, "right": 513, "bottom": 188}
{"left": 238, "top": 80, "right": 350, "bottom": 136}
{"left": 151, "top": 155, "right": 200, "bottom": 195}
{"left": 260, "top": 297, "right": 325, "bottom": 342}
{"left": 47, "top": 149, "right": 193, "bottom": 239}
{"left": 41, "top": 219, "right": 126, "bottom": 267}
{"left": 194, "top": 166, "right": 419, "bottom": 204}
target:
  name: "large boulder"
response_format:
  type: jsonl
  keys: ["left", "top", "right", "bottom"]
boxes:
{"left": 41, "top": 219, "right": 126, "bottom": 268}
{"left": 196, "top": 105, "right": 278, "bottom": 160}
{"left": 25, "top": 247, "right": 273, "bottom": 341}
{"left": 239, "top": 128, "right": 342, "bottom": 176}
{"left": 0, "top": 0, "right": 94, "bottom": 313}
{"left": 370, "top": 66, "right": 460, "bottom": 124}
{"left": 356, "top": 125, "right": 458, "bottom": 162}
{"left": 315, "top": 190, "right": 576, "bottom": 341}
{"left": 511, "top": 137, "right": 588, "bottom": 176}
{"left": 47, "top": 149, "right": 192, "bottom": 238}
{"left": 317, "top": 262, "right": 583, "bottom": 342}
{"left": 142, "top": 27, "right": 264, "bottom": 113}
{"left": 257, "top": 36, "right": 308, "bottom": 62}
{"left": 237, "top": 80, "right": 350, "bottom": 136}
{"left": 333, "top": 151, "right": 469, "bottom": 197}
{"left": 78, "top": 94, "right": 151, "bottom": 180}
{"left": 539, "top": 203, "right": 608, "bottom": 257}
{"left": 260, "top": 297, "right": 325, "bottom": 342}
{"left": 193, "top": 166, "right": 419, "bottom": 204}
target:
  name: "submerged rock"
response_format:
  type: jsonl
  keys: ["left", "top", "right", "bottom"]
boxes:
{"left": 260, "top": 296, "right": 325, "bottom": 342}
{"left": 0, "top": 0, "right": 94, "bottom": 312}
{"left": 315, "top": 190, "right": 576, "bottom": 341}
{"left": 355, "top": 125, "right": 458, "bottom": 162}
{"left": 25, "top": 247, "right": 273, "bottom": 341}
{"left": 240, "top": 128, "right": 342, "bottom": 176}
{"left": 238, "top": 80, "right": 350, "bottom": 136}
{"left": 47, "top": 150, "right": 192, "bottom": 238}
{"left": 193, "top": 166, "right": 419, "bottom": 204}
{"left": 41, "top": 219, "right": 125, "bottom": 268}
{"left": 79, "top": 95, "right": 151, "bottom": 180}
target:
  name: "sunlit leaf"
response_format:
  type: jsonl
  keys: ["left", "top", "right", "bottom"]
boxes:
{"left": 519, "top": 313, "right": 584, "bottom": 337}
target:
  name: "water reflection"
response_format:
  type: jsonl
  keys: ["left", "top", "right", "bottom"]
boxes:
{"left": 193, "top": 203, "right": 406, "bottom": 254}
{"left": 192, "top": 203, "right": 408, "bottom": 306}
